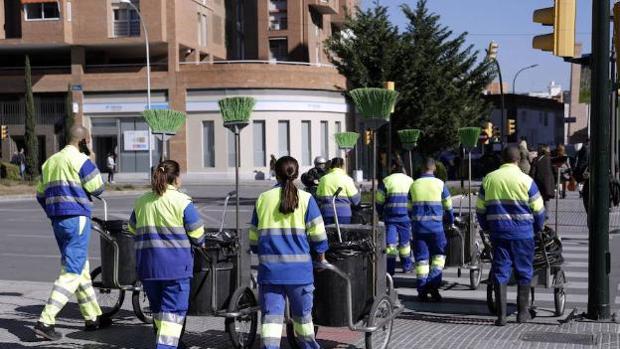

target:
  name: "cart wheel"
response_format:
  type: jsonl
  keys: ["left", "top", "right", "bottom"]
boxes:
{"left": 226, "top": 287, "right": 258, "bottom": 349}
{"left": 469, "top": 266, "right": 482, "bottom": 290}
{"left": 554, "top": 288, "right": 566, "bottom": 317}
{"left": 365, "top": 296, "right": 394, "bottom": 349}
{"left": 90, "top": 266, "right": 125, "bottom": 318}
{"left": 132, "top": 281, "right": 153, "bottom": 324}
{"left": 486, "top": 282, "right": 496, "bottom": 315}
{"left": 285, "top": 321, "right": 319, "bottom": 349}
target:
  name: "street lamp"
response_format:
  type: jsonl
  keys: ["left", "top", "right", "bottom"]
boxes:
{"left": 486, "top": 41, "right": 506, "bottom": 146}
{"left": 120, "top": 0, "right": 153, "bottom": 172}
{"left": 512, "top": 64, "right": 539, "bottom": 94}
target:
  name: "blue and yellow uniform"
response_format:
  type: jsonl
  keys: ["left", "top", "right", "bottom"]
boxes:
{"left": 128, "top": 185, "right": 205, "bottom": 349}
{"left": 36, "top": 145, "right": 105, "bottom": 327}
{"left": 316, "top": 168, "right": 361, "bottom": 224}
{"left": 476, "top": 163, "right": 545, "bottom": 286}
{"left": 409, "top": 174, "right": 454, "bottom": 295}
{"left": 376, "top": 172, "right": 414, "bottom": 275}
{"left": 249, "top": 187, "right": 328, "bottom": 349}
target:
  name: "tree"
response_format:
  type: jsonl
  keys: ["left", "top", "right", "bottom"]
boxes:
{"left": 24, "top": 55, "right": 39, "bottom": 179}
{"left": 395, "top": 1, "right": 494, "bottom": 154}
{"left": 324, "top": 1, "right": 400, "bottom": 88}
{"left": 325, "top": 0, "right": 495, "bottom": 155}
{"left": 64, "top": 85, "right": 74, "bottom": 147}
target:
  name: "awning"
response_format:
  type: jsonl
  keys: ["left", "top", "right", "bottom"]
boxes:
{"left": 21, "top": 0, "right": 58, "bottom": 4}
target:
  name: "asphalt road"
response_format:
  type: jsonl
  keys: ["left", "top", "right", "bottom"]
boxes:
{"left": 0, "top": 184, "right": 269, "bottom": 283}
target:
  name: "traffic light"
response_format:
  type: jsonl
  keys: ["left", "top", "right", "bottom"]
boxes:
{"left": 0, "top": 125, "right": 7, "bottom": 140}
{"left": 532, "top": 0, "right": 576, "bottom": 57}
{"left": 507, "top": 119, "right": 516, "bottom": 135}
{"left": 364, "top": 129, "right": 373, "bottom": 145}
{"left": 487, "top": 41, "right": 499, "bottom": 60}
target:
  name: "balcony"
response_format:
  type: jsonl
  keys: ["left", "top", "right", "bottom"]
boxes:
{"left": 0, "top": 99, "right": 65, "bottom": 125}
{"left": 309, "top": 0, "right": 338, "bottom": 15}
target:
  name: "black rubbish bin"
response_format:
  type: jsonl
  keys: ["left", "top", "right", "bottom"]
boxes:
{"left": 188, "top": 240, "right": 237, "bottom": 316}
{"left": 313, "top": 230, "right": 374, "bottom": 327}
{"left": 99, "top": 220, "right": 137, "bottom": 288}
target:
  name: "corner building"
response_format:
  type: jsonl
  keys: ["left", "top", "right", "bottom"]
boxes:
{"left": 0, "top": 0, "right": 356, "bottom": 177}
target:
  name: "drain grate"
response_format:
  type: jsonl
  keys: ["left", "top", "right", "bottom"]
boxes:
{"left": 520, "top": 331, "right": 597, "bottom": 345}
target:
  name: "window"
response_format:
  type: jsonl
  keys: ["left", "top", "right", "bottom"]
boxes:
{"left": 278, "top": 121, "right": 290, "bottom": 157}
{"left": 335, "top": 121, "right": 342, "bottom": 157}
{"left": 302, "top": 121, "right": 312, "bottom": 166}
{"left": 113, "top": 0, "right": 140, "bottom": 37}
{"left": 320, "top": 121, "right": 328, "bottom": 158}
{"left": 228, "top": 131, "right": 236, "bottom": 167}
{"left": 25, "top": 2, "right": 60, "bottom": 20}
{"left": 201, "top": 14, "right": 208, "bottom": 46}
{"left": 269, "top": 12, "right": 287, "bottom": 30}
{"left": 253, "top": 121, "right": 266, "bottom": 167}
{"left": 269, "top": 38, "right": 288, "bottom": 61}
{"left": 203, "top": 121, "right": 215, "bottom": 167}
{"left": 197, "top": 13, "right": 202, "bottom": 47}
{"left": 66, "top": 1, "right": 71, "bottom": 22}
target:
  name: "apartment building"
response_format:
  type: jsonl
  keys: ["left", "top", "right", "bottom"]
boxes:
{"left": 0, "top": 0, "right": 356, "bottom": 177}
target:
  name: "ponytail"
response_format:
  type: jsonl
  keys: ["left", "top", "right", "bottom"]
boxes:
{"left": 275, "top": 156, "right": 300, "bottom": 214}
{"left": 151, "top": 160, "right": 180, "bottom": 196}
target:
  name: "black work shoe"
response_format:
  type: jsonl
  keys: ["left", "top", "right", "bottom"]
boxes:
{"left": 430, "top": 289, "right": 443, "bottom": 302}
{"left": 84, "top": 315, "right": 113, "bottom": 331}
{"left": 417, "top": 292, "right": 429, "bottom": 302}
{"left": 34, "top": 321, "right": 62, "bottom": 341}
{"left": 494, "top": 283, "right": 508, "bottom": 327}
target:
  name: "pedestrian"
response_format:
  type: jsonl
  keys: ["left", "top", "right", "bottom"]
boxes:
{"left": 300, "top": 156, "right": 328, "bottom": 197}
{"left": 269, "top": 154, "right": 277, "bottom": 180}
{"left": 249, "top": 156, "right": 328, "bottom": 349}
{"left": 518, "top": 138, "right": 531, "bottom": 174}
{"left": 34, "top": 126, "right": 110, "bottom": 341}
{"left": 376, "top": 158, "right": 414, "bottom": 275}
{"left": 128, "top": 159, "right": 205, "bottom": 349}
{"left": 17, "top": 148, "right": 26, "bottom": 179}
{"left": 573, "top": 139, "right": 590, "bottom": 213}
{"left": 316, "top": 157, "right": 361, "bottom": 225}
{"left": 476, "top": 146, "right": 545, "bottom": 326}
{"left": 409, "top": 158, "right": 454, "bottom": 302}
{"left": 552, "top": 144, "right": 571, "bottom": 199}
{"left": 106, "top": 152, "right": 116, "bottom": 184}
{"left": 529, "top": 145, "right": 555, "bottom": 216}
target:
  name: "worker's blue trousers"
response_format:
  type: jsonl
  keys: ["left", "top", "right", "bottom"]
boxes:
{"left": 323, "top": 216, "right": 351, "bottom": 225}
{"left": 386, "top": 221, "right": 413, "bottom": 275}
{"left": 260, "top": 284, "right": 319, "bottom": 349}
{"left": 413, "top": 232, "right": 447, "bottom": 294}
{"left": 491, "top": 238, "right": 535, "bottom": 285}
{"left": 143, "top": 278, "right": 190, "bottom": 349}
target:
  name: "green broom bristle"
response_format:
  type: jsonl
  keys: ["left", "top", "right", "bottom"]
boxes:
{"left": 397, "top": 129, "right": 421, "bottom": 144}
{"left": 218, "top": 97, "right": 256, "bottom": 124}
{"left": 142, "top": 109, "right": 186, "bottom": 134}
{"left": 335, "top": 132, "right": 360, "bottom": 150}
{"left": 458, "top": 127, "right": 481, "bottom": 148}
{"left": 349, "top": 88, "right": 398, "bottom": 120}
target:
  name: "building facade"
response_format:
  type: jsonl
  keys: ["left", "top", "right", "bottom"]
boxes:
{"left": 0, "top": 0, "right": 355, "bottom": 177}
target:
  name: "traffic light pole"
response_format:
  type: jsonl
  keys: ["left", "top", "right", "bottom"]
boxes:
{"left": 493, "top": 59, "right": 507, "bottom": 147}
{"left": 587, "top": 0, "right": 611, "bottom": 320}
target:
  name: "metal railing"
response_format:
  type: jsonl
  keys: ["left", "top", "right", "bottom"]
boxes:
{"left": 0, "top": 99, "right": 65, "bottom": 125}
{"left": 179, "top": 60, "right": 336, "bottom": 68}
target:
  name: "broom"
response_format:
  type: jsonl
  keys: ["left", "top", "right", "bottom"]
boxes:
{"left": 398, "top": 129, "right": 422, "bottom": 176}
{"left": 335, "top": 132, "right": 360, "bottom": 151}
{"left": 218, "top": 96, "right": 256, "bottom": 236}
{"left": 218, "top": 97, "right": 256, "bottom": 127}
{"left": 457, "top": 127, "right": 481, "bottom": 239}
{"left": 142, "top": 109, "right": 187, "bottom": 160}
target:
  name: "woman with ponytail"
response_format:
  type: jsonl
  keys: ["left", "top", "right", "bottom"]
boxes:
{"left": 128, "top": 160, "right": 205, "bottom": 349}
{"left": 249, "top": 156, "right": 328, "bottom": 349}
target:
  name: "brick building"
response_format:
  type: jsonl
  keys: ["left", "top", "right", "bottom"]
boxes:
{"left": 0, "top": 0, "right": 355, "bottom": 177}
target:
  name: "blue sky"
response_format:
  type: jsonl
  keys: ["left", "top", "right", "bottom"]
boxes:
{"left": 362, "top": 0, "right": 592, "bottom": 93}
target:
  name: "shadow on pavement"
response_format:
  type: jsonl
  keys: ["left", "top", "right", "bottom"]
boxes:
{"left": 0, "top": 292, "right": 23, "bottom": 297}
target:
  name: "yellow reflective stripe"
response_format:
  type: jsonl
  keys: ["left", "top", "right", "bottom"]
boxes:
{"left": 416, "top": 261, "right": 429, "bottom": 276}
{"left": 376, "top": 189, "right": 386, "bottom": 204}
{"left": 431, "top": 255, "right": 446, "bottom": 269}
{"left": 159, "top": 320, "right": 183, "bottom": 337}
{"left": 293, "top": 321, "right": 315, "bottom": 336}
{"left": 442, "top": 196, "right": 453, "bottom": 210}
{"left": 83, "top": 175, "right": 104, "bottom": 195}
{"left": 261, "top": 323, "right": 283, "bottom": 338}
{"left": 386, "top": 245, "right": 398, "bottom": 256}
{"left": 187, "top": 226, "right": 204, "bottom": 239}
{"left": 398, "top": 244, "right": 411, "bottom": 256}
{"left": 36, "top": 180, "right": 45, "bottom": 195}
{"left": 530, "top": 196, "right": 545, "bottom": 213}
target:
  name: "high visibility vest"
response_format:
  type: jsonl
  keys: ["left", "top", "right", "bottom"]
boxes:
{"left": 376, "top": 172, "right": 414, "bottom": 223}
{"left": 36, "top": 145, "right": 104, "bottom": 218}
{"left": 476, "top": 163, "right": 545, "bottom": 240}
{"left": 128, "top": 185, "right": 205, "bottom": 280}
{"left": 316, "top": 168, "right": 361, "bottom": 219}
{"left": 409, "top": 174, "right": 454, "bottom": 234}
{"left": 249, "top": 187, "right": 328, "bottom": 285}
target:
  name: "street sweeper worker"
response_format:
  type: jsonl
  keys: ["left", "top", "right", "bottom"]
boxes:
{"left": 476, "top": 146, "right": 545, "bottom": 326}
{"left": 376, "top": 158, "right": 414, "bottom": 275}
{"left": 128, "top": 160, "right": 205, "bottom": 349}
{"left": 316, "top": 157, "right": 361, "bottom": 225}
{"left": 249, "top": 156, "right": 328, "bottom": 349}
{"left": 409, "top": 157, "right": 454, "bottom": 302}
{"left": 34, "top": 125, "right": 109, "bottom": 341}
